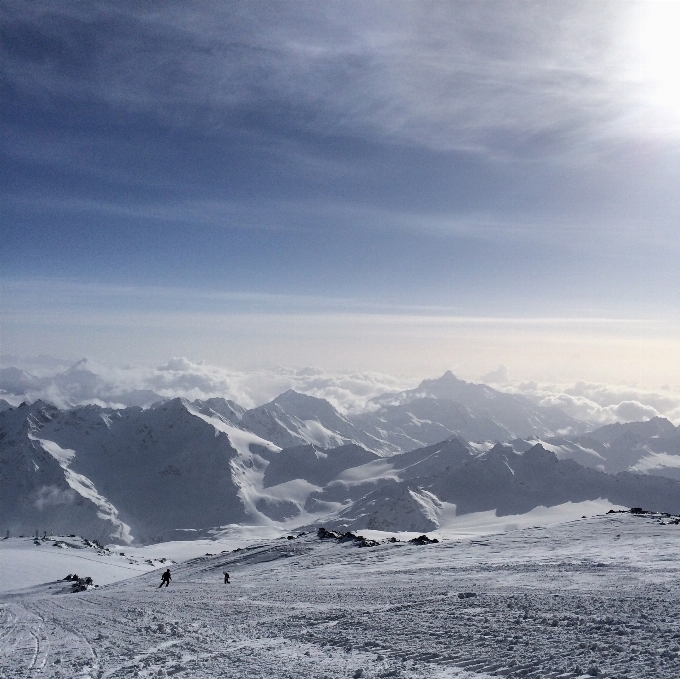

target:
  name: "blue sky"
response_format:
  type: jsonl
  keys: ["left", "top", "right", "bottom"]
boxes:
{"left": 2, "top": 1, "right": 680, "bottom": 383}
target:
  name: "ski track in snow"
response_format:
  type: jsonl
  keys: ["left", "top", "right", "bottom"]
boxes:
{"left": 2, "top": 513, "right": 680, "bottom": 678}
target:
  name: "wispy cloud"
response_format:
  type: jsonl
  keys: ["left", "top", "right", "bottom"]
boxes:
{"left": 3, "top": 1, "right": 680, "bottom": 380}
{"left": 2, "top": 2, "right": 666, "bottom": 153}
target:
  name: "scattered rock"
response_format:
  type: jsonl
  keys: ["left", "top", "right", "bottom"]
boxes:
{"left": 318, "top": 527, "right": 342, "bottom": 540}
{"left": 409, "top": 535, "right": 439, "bottom": 545}
{"left": 316, "top": 527, "right": 379, "bottom": 547}
{"left": 71, "top": 576, "right": 94, "bottom": 592}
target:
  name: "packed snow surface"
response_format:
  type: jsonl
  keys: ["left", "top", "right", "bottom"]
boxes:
{"left": 2, "top": 512, "right": 680, "bottom": 678}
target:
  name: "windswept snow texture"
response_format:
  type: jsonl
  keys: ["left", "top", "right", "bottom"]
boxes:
{"left": 2, "top": 513, "right": 680, "bottom": 677}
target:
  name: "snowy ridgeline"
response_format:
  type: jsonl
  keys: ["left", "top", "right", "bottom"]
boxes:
{"left": 2, "top": 384, "right": 680, "bottom": 545}
{"left": 2, "top": 512, "right": 680, "bottom": 678}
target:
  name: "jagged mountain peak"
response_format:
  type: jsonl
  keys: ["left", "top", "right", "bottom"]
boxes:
{"left": 192, "top": 397, "right": 245, "bottom": 425}
{"left": 152, "top": 395, "right": 191, "bottom": 410}
{"left": 268, "top": 389, "right": 338, "bottom": 413}
{"left": 588, "top": 416, "right": 677, "bottom": 444}
{"left": 365, "top": 372, "right": 585, "bottom": 441}
{"left": 419, "top": 370, "right": 465, "bottom": 388}
{"left": 61, "top": 358, "right": 90, "bottom": 373}
{"left": 486, "top": 442, "right": 516, "bottom": 456}
{"left": 521, "top": 443, "right": 559, "bottom": 464}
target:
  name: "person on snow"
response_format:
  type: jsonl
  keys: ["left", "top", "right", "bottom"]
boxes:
{"left": 224, "top": 572, "right": 230, "bottom": 584}
{"left": 159, "top": 569, "right": 171, "bottom": 588}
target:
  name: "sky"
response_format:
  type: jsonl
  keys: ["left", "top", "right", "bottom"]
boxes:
{"left": 2, "top": 1, "right": 680, "bottom": 386}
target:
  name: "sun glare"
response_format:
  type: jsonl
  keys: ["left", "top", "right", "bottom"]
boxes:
{"left": 635, "top": 2, "right": 680, "bottom": 120}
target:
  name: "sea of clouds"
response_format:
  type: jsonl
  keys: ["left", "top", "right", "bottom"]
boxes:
{"left": 1, "top": 356, "right": 679, "bottom": 427}
{"left": 480, "top": 364, "right": 680, "bottom": 427}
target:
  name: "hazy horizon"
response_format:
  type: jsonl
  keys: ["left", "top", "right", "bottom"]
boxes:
{"left": 2, "top": 2, "right": 679, "bottom": 394}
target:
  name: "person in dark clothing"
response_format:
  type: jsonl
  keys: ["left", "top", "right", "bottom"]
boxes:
{"left": 159, "top": 569, "right": 171, "bottom": 588}
{"left": 223, "top": 572, "right": 230, "bottom": 584}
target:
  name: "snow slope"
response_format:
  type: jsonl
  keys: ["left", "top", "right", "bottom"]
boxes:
{"left": 0, "top": 537, "right": 161, "bottom": 593}
{"left": 0, "top": 400, "right": 283, "bottom": 543}
{"left": 241, "top": 390, "right": 399, "bottom": 454}
{"left": 2, "top": 512, "right": 680, "bottom": 678}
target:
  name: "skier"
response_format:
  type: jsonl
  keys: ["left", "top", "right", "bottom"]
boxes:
{"left": 224, "top": 572, "right": 230, "bottom": 584}
{"left": 159, "top": 569, "right": 171, "bottom": 588}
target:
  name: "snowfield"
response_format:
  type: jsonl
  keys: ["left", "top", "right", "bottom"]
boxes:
{"left": 2, "top": 511, "right": 680, "bottom": 678}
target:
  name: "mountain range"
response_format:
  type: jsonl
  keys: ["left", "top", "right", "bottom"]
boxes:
{"left": 1, "top": 363, "right": 589, "bottom": 449}
{"left": 511, "top": 416, "right": 680, "bottom": 479}
{"left": 2, "top": 389, "right": 680, "bottom": 544}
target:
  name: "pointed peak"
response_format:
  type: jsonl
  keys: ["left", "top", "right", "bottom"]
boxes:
{"left": 63, "top": 358, "right": 89, "bottom": 373}
{"left": 487, "top": 442, "right": 515, "bottom": 456}
{"left": 153, "top": 396, "right": 191, "bottom": 412}
{"left": 272, "top": 390, "right": 330, "bottom": 406}
{"left": 430, "top": 370, "right": 462, "bottom": 384}
{"left": 523, "top": 443, "right": 558, "bottom": 462}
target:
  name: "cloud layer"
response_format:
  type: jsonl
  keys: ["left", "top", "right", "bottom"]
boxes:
{"left": 483, "top": 368, "right": 680, "bottom": 427}
{"left": 3, "top": 356, "right": 679, "bottom": 426}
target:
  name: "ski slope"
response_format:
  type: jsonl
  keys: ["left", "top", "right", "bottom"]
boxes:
{"left": 2, "top": 512, "right": 680, "bottom": 678}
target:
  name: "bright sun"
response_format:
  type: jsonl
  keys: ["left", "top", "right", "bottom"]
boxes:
{"left": 635, "top": 2, "right": 680, "bottom": 118}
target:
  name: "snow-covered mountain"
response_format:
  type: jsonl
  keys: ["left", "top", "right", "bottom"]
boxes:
{"left": 304, "top": 439, "right": 680, "bottom": 532}
{"left": 3, "top": 397, "right": 680, "bottom": 543}
{"left": 0, "top": 402, "right": 133, "bottom": 544}
{"left": 0, "top": 400, "right": 281, "bottom": 543}
{"left": 241, "top": 390, "right": 399, "bottom": 454}
{"left": 1, "top": 364, "right": 588, "bottom": 448}
{"left": 510, "top": 416, "right": 680, "bottom": 479}
{"left": 230, "top": 372, "right": 588, "bottom": 455}
{"left": 359, "top": 371, "right": 588, "bottom": 445}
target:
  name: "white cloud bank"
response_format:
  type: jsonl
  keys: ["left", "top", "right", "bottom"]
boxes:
{"left": 0, "top": 356, "right": 415, "bottom": 415}
{"left": 481, "top": 366, "right": 680, "bottom": 427}
{"left": 2, "top": 356, "right": 680, "bottom": 427}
